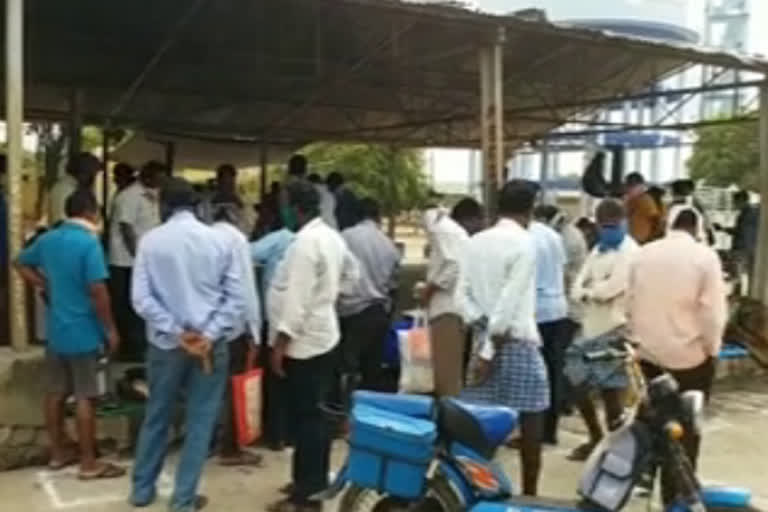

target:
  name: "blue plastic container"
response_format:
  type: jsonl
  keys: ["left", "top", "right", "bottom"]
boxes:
{"left": 348, "top": 404, "right": 437, "bottom": 499}
{"left": 354, "top": 391, "right": 435, "bottom": 419}
{"left": 701, "top": 486, "right": 752, "bottom": 508}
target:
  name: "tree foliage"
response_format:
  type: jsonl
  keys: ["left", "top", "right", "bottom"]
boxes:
{"left": 300, "top": 143, "right": 429, "bottom": 216}
{"left": 688, "top": 120, "right": 759, "bottom": 191}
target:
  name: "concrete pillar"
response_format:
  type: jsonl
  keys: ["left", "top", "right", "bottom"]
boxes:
{"left": 479, "top": 47, "right": 492, "bottom": 216}
{"left": 68, "top": 89, "right": 83, "bottom": 159}
{"left": 259, "top": 141, "right": 269, "bottom": 204}
{"left": 6, "top": 0, "right": 29, "bottom": 350}
{"left": 492, "top": 28, "right": 505, "bottom": 191}
{"left": 751, "top": 83, "right": 768, "bottom": 302}
{"left": 539, "top": 141, "right": 550, "bottom": 191}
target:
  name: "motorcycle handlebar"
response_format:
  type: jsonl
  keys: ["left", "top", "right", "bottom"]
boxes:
{"left": 582, "top": 347, "right": 629, "bottom": 362}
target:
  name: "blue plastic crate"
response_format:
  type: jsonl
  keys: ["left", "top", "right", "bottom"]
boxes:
{"left": 348, "top": 404, "right": 437, "bottom": 499}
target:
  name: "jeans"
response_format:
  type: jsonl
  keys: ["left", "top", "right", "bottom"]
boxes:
{"left": 286, "top": 350, "right": 336, "bottom": 502}
{"left": 131, "top": 342, "right": 229, "bottom": 512}
{"left": 538, "top": 318, "right": 574, "bottom": 443}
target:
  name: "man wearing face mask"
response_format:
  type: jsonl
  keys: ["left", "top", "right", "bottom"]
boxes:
{"left": 566, "top": 199, "right": 638, "bottom": 461}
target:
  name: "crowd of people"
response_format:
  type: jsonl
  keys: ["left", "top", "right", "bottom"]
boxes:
{"left": 10, "top": 150, "right": 755, "bottom": 512}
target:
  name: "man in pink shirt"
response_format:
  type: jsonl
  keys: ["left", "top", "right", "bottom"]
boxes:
{"left": 627, "top": 209, "right": 727, "bottom": 505}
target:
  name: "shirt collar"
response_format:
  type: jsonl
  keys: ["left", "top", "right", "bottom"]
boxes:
{"left": 168, "top": 210, "right": 196, "bottom": 222}
{"left": 496, "top": 217, "right": 526, "bottom": 231}
{"left": 667, "top": 230, "right": 695, "bottom": 241}
{"left": 298, "top": 216, "right": 323, "bottom": 233}
{"left": 64, "top": 218, "right": 100, "bottom": 235}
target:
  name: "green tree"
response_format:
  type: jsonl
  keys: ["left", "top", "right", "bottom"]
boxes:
{"left": 300, "top": 143, "right": 429, "bottom": 235}
{"left": 688, "top": 120, "right": 759, "bottom": 190}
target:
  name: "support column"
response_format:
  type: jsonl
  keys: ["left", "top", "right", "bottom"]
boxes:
{"left": 101, "top": 127, "right": 111, "bottom": 221}
{"left": 6, "top": 0, "right": 28, "bottom": 350}
{"left": 492, "top": 28, "right": 505, "bottom": 191}
{"left": 259, "top": 140, "right": 269, "bottom": 204}
{"left": 751, "top": 83, "right": 768, "bottom": 302}
{"left": 478, "top": 27, "right": 505, "bottom": 219}
{"left": 164, "top": 141, "right": 176, "bottom": 174}
{"left": 68, "top": 89, "right": 83, "bottom": 159}
{"left": 479, "top": 47, "right": 492, "bottom": 216}
{"left": 539, "top": 140, "right": 550, "bottom": 192}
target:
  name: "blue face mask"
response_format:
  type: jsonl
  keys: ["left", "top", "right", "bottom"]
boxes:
{"left": 598, "top": 224, "right": 626, "bottom": 252}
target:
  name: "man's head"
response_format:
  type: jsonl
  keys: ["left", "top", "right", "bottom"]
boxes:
{"left": 160, "top": 177, "right": 199, "bottom": 220}
{"left": 359, "top": 197, "right": 381, "bottom": 223}
{"left": 140, "top": 160, "right": 165, "bottom": 189}
{"left": 671, "top": 179, "right": 694, "bottom": 201}
{"left": 624, "top": 172, "right": 646, "bottom": 196}
{"left": 733, "top": 189, "right": 750, "bottom": 209}
{"left": 498, "top": 180, "right": 537, "bottom": 225}
{"left": 450, "top": 197, "right": 484, "bottom": 235}
{"left": 672, "top": 208, "right": 698, "bottom": 237}
{"left": 286, "top": 180, "right": 320, "bottom": 229}
{"left": 65, "top": 188, "right": 100, "bottom": 223}
{"left": 113, "top": 162, "right": 136, "bottom": 190}
{"left": 288, "top": 154, "right": 308, "bottom": 179}
{"left": 67, "top": 152, "right": 102, "bottom": 188}
{"left": 216, "top": 163, "right": 237, "bottom": 194}
{"left": 307, "top": 173, "right": 322, "bottom": 185}
{"left": 326, "top": 171, "right": 344, "bottom": 192}
{"left": 595, "top": 198, "right": 626, "bottom": 227}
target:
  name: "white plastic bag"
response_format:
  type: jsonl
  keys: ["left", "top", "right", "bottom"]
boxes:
{"left": 398, "top": 312, "right": 434, "bottom": 393}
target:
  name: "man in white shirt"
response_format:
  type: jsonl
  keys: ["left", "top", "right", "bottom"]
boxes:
{"left": 49, "top": 152, "right": 102, "bottom": 224}
{"left": 457, "top": 181, "right": 549, "bottom": 496}
{"left": 211, "top": 203, "right": 263, "bottom": 467}
{"left": 666, "top": 179, "right": 709, "bottom": 243}
{"left": 267, "top": 181, "right": 358, "bottom": 512}
{"left": 628, "top": 209, "right": 727, "bottom": 506}
{"left": 422, "top": 198, "right": 481, "bottom": 396}
{"left": 108, "top": 161, "right": 162, "bottom": 360}
{"left": 307, "top": 173, "right": 338, "bottom": 230}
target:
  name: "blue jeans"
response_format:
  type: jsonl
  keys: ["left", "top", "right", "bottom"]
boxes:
{"left": 131, "top": 342, "right": 229, "bottom": 512}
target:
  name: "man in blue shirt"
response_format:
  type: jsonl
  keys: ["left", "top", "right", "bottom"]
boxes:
{"left": 130, "top": 178, "right": 245, "bottom": 512}
{"left": 16, "top": 189, "right": 124, "bottom": 480}
{"left": 530, "top": 208, "right": 570, "bottom": 446}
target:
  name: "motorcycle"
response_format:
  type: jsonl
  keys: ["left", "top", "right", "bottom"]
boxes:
{"left": 325, "top": 347, "right": 759, "bottom": 512}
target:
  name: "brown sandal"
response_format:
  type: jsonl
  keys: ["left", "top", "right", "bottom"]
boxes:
{"left": 78, "top": 462, "right": 126, "bottom": 480}
{"left": 567, "top": 442, "right": 598, "bottom": 462}
{"left": 48, "top": 452, "right": 78, "bottom": 470}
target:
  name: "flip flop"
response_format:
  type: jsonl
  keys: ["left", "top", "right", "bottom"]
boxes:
{"left": 48, "top": 452, "right": 78, "bottom": 470}
{"left": 567, "top": 442, "right": 598, "bottom": 462}
{"left": 78, "top": 462, "right": 126, "bottom": 480}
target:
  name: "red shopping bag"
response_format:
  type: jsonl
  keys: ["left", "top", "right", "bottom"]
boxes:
{"left": 232, "top": 368, "right": 263, "bottom": 446}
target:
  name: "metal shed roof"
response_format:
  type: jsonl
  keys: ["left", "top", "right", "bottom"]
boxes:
{"left": 12, "top": 0, "right": 768, "bottom": 148}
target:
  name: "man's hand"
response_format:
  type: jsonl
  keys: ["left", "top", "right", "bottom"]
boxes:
{"left": 106, "top": 327, "right": 121, "bottom": 356}
{"left": 180, "top": 330, "right": 213, "bottom": 372}
{"left": 246, "top": 343, "right": 259, "bottom": 370}
{"left": 271, "top": 334, "right": 290, "bottom": 378}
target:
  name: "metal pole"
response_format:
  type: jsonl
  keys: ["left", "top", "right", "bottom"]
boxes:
{"left": 493, "top": 28, "right": 505, "bottom": 192}
{"left": 479, "top": 47, "right": 492, "bottom": 217}
{"left": 539, "top": 141, "right": 550, "bottom": 192}
{"left": 164, "top": 141, "right": 176, "bottom": 174}
{"left": 751, "top": 83, "right": 768, "bottom": 301}
{"left": 259, "top": 140, "right": 268, "bottom": 204}
{"left": 6, "top": 0, "right": 28, "bottom": 351}
{"left": 101, "top": 127, "right": 110, "bottom": 221}
{"left": 68, "top": 89, "right": 83, "bottom": 159}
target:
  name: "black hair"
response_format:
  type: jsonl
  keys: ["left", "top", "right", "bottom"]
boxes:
{"left": 286, "top": 180, "right": 320, "bottom": 217}
{"left": 64, "top": 189, "right": 99, "bottom": 218}
{"left": 647, "top": 185, "right": 666, "bottom": 209}
{"left": 0, "top": 154, "right": 8, "bottom": 174}
{"left": 141, "top": 160, "right": 166, "bottom": 180}
{"left": 734, "top": 189, "right": 749, "bottom": 204}
{"left": 672, "top": 209, "right": 698, "bottom": 231}
{"left": 533, "top": 204, "right": 558, "bottom": 223}
{"left": 288, "top": 154, "right": 308, "bottom": 177}
{"left": 307, "top": 173, "right": 322, "bottom": 184}
{"left": 498, "top": 180, "right": 536, "bottom": 216}
{"left": 66, "top": 152, "right": 102, "bottom": 177}
{"left": 326, "top": 171, "right": 344, "bottom": 190}
{"left": 359, "top": 197, "right": 381, "bottom": 221}
{"left": 671, "top": 179, "right": 694, "bottom": 197}
{"left": 160, "top": 177, "right": 199, "bottom": 211}
{"left": 113, "top": 162, "right": 135, "bottom": 177}
{"left": 451, "top": 197, "right": 482, "bottom": 222}
{"left": 217, "top": 163, "right": 237, "bottom": 179}
{"left": 624, "top": 172, "right": 645, "bottom": 187}
{"left": 595, "top": 198, "right": 626, "bottom": 223}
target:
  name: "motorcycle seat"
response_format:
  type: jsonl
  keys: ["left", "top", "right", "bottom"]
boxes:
{"left": 438, "top": 398, "right": 518, "bottom": 459}
{"left": 353, "top": 391, "right": 436, "bottom": 420}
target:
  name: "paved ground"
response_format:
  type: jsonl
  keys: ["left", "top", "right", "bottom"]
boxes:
{"left": 1, "top": 375, "right": 766, "bottom": 512}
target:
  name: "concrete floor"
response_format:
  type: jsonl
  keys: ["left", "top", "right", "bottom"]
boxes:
{"left": 0, "top": 376, "right": 766, "bottom": 512}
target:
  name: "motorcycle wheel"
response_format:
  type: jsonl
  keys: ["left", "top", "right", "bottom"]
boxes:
{"left": 338, "top": 474, "right": 463, "bottom": 512}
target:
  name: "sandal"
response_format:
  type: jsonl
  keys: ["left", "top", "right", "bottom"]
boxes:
{"left": 48, "top": 452, "right": 78, "bottom": 470}
{"left": 219, "top": 452, "right": 263, "bottom": 467}
{"left": 78, "top": 461, "right": 126, "bottom": 480}
{"left": 567, "top": 442, "right": 598, "bottom": 462}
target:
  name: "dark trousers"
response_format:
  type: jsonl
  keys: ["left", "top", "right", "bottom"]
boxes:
{"left": 262, "top": 345, "right": 289, "bottom": 446}
{"left": 219, "top": 336, "right": 249, "bottom": 456}
{"left": 286, "top": 350, "right": 336, "bottom": 502}
{"left": 538, "top": 318, "right": 574, "bottom": 443}
{"left": 641, "top": 358, "right": 715, "bottom": 504}
{"left": 339, "top": 303, "right": 389, "bottom": 395}
{"left": 109, "top": 265, "right": 146, "bottom": 361}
